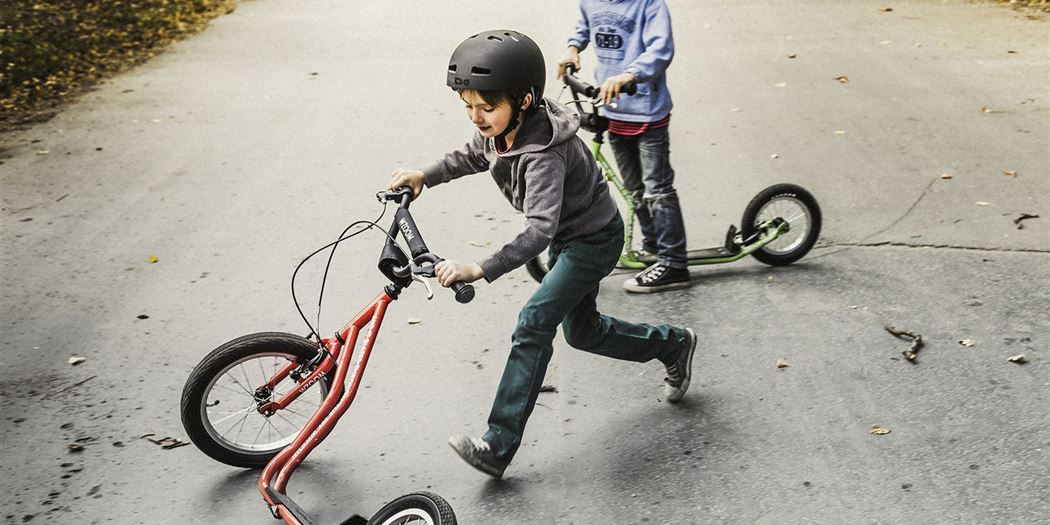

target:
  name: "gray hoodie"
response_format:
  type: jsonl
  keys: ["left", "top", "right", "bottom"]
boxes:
{"left": 422, "top": 99, "right": 618, "bottom": 282}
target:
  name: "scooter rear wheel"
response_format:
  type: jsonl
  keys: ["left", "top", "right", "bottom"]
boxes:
{"left": 180, "top": 332, "right": 335, "bottom": 468}
{"left": 741, "top": 184, "right": 822, "bottom": 266}
{"left": 367, "top": 491, "right": 458, "bottom": 525}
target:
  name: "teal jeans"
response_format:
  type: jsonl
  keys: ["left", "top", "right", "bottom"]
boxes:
{"left": 482, "top": 213, "right": 690, "bottom": 465}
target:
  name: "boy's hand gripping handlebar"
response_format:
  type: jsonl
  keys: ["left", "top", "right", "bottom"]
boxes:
{"left": 376, "top": 187, "right": 475, "bottom": 304}
{"left": 562, "top": 64, "right": 638, "bottom": 99}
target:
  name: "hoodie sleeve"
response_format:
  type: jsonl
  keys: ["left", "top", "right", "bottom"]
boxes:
{"left": 421, "top": 131, "right": 490, "bottom": 188}
{"left": 624, "top": 0, "right": 674, "bottom": 83}
{"left": 478, "top": 153, "right": 565, "bottom": 282}
{"left": 567, "top": 3, "right": 591, "bottom": 51}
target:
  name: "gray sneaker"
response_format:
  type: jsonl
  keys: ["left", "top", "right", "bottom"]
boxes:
{"left": 664, "top": 328, "right": 697, "bottom": 402}
{"left": 448, "top": 435, "right": 507, "bottom": 478}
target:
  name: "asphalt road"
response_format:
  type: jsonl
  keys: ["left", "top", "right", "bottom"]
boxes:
{"left": 2, "top": 1, "right": 1048, "bottom": 523}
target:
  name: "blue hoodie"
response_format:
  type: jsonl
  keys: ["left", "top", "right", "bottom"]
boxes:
{"left": 568, "top": 0, "right": 674, "bottom": 123}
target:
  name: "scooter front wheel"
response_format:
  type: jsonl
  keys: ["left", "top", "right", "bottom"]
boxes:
{"left": 367, "top": 491, "right": 458, "bottom": 525}
{"left": 524, "top": 254, "right": 549, "bottom": 283}
{"left": 741, "top": 184, "right": 822, "bottom": 266}
{"left": 180, "top": 332, "right": 335, "bottom": 468}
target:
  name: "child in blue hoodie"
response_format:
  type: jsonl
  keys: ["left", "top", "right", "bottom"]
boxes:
{"left": 389, "top": 30, "right": 697, "bottom": 478}
{"left": 560, "top": 0, "right": 690, "bottom": 293}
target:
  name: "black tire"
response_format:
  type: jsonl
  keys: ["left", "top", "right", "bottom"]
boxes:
{"left": 367, "top": 491, "right": 457, "bottom": 525}
{"left": 741, "top": 183, "right": 821, "bottom": 266}
{"left": 180, "top": 332, "right": 335, "bottom": 468}
{"left": 524, "top": 256, "right": 549, "bottom": 283}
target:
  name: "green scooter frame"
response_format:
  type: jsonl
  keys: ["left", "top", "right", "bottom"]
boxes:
{"left": 524, "top": 69, "right": 822, "bottom": 283}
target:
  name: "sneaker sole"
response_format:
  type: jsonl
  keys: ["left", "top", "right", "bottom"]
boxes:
{"left": 448, "top": 436, "right": 506, "bottom": 479}
{"left": 623, "top": 279, "right": 692, "bottom": 294}
{"left": 666, "top": 328, "right": 697, "bottom": 403}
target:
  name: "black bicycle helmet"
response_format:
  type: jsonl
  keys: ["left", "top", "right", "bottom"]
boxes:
{"left": 447, "top": 30, "right": 546, "bottom": 107}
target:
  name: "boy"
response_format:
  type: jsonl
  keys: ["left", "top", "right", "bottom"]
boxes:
{"left": 388, "top": 30, "right": 697, "bottom": 478}
{"left": 560, "top": 0, "right": 690, "bottom": 293}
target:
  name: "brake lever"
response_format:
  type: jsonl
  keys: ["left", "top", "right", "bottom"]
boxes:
{"left": 411, "top": 273, "right": 434, "bottom": 300}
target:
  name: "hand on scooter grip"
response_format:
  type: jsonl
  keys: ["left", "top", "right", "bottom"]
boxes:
{"left": 599, "top": 72, "right": 636, "bottom": 105}
{"left": 388, "top": 168, "right": 425, "bottom": 198}
{"left": 435, "top": 260, "right": 484, "bottom": 287}
{"left": 557, "top": 47, "right": 581, "bottom": 79}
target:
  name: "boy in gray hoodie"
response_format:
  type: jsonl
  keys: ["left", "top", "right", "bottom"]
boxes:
{"left": 388, "top": 30, "right": 697, "bottom": 479}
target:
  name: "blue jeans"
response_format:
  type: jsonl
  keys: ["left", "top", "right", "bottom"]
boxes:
{"left": 482, "top": 214, "right": 690, "bottom": 464}
{"left": 608, "top": 125, "right": 688, "bottom": 268}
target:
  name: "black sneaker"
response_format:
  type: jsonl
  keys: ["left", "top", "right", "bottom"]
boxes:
{"left": 664, "top": 328, "right": 697, "bottom": 402}
{"left": 448, "top": 435, "right": 507, "bottom": 478}
{"left": 623, "top": 263, "right": 690, "bottom": 293}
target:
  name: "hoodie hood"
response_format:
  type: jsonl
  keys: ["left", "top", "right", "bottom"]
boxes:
{"left": 498, "top": 99, "right": 581, "bottom": 157}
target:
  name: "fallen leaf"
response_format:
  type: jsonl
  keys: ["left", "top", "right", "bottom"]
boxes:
{"left": 730, "top": 107, "right": 742, "bottom": 112}
{"left": 981, "top": 106, "right": 994, "bottom": 113}
{"left": 775, "top": 358, "right": 789, "bottom": 369}
{"left": 835, "top": 75, "right": 849, "bottom": 84}
{"left": 879, "top": 40, "right": 892, "bottom": 45}
{"left": 1008, "top": 354, "right": 1029, "bottom": 364}
{"left": 834, "top": 130, "right": 846, "bottom": 135}
{"left": 469, "top": 241, "right": 491, "bottom": 248}
{"left": 37, "top": 150, "right": 50, "bottom": 155}
{"left": 407, "top": 318, "right": 422, "bottom": 325}
{"left": 1002, "top": 169, "right": 1017, "bottom": 177}
{"left": 787, "top": 53, "right": 797, "bottom": 59}
{"left": 147, "top": 255, "right": 159, "bottom": 263}
{"left": 976, "top": 201, "right": 991, "bottom": 207}
{"left": 959, "top": 339, "right": 976, "bottom": 347}
{"left": 141, "top": 434, "right": 190, "bottom": 449}
{"left": 879, "top": 7, "right": 894, "bottom": 12}
{"left": 941, "top": 173, "right": 953, "bottom": 180}
{"left": 870, "top": 424, "right": 891, "bottom": 435}
{"left": 68, "top": 443, "right": 85, "bottom": 452}
{"left": 774, "top": 82, "right": 787, "bottom": 88}
{"left": 68, "top": 356, "right": 87, "bottom": 366}
{"left": 770, "top": 154, "right": 779, "bottom": 159}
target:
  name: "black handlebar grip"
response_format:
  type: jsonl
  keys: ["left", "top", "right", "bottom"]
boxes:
{"left": 563, "top": 73, "right": 598, "bottom": 99}
{"left": 623, "top": 81, "right": 638, "bottom": 96}
{"left": 451, "top": 281, "right": 475, "bottom": 304}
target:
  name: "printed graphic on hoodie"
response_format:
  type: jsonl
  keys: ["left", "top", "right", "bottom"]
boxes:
{"left": 592, "top": 11, "right": 635, "bottom": 62}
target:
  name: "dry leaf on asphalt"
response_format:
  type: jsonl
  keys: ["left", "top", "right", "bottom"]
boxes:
{"left": 976, "top": 202, "right": 991, "bottom": 207}
{"left": 407, "top": 318, "right": 422, "bottom": 325}
{"left": 880, "top": 7, "right": 894, "bottom": 12}
{"left": 959, "top": 339, "right": 976, "bottom": 347}
{"left": 787, "top": 53, "right": 797, "bottom": 59}
{"left": 775, "top": 358, "right": 789, "bottom": 369}
{"left": 870, "top": 424, "right": 891, "bottom": 435}
{"left": 835, "top": 75, "right": 849, "bottom": 83}
{"left": 68, "top": 356, "right": 87, "bottom": 366}
{"left": 1002, "top": 169, "right": 1018, "bottom": 177}
{"left": 1008, "top": 354, "right": 1029, "bottom": 364}
{"left": 941, "top": 173, "right": 953, "bottom": 179}
{"left": 147, "top": 255, "right": 159, "bottom": 263}
{"left": 469, "top": 241, "right": 491, "bottom": 247}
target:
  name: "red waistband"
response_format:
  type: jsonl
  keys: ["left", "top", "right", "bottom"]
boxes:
{"left": 608, "top": 114, "right": 671, "bottom": 136}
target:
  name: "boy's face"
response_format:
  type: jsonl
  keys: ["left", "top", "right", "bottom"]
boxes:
{"left": 460, "top": 90, "right": 513, "bottom": 138}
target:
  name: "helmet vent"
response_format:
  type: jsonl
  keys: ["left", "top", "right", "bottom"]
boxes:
{"left": 504, "top": 32, "right": 519, "bottom": 42}
{"left": 471, "top": 66, "right": 491, "bottom": 76}
{"left": 486, "top": 35, "right": 503, "bottom": 42}
{"left": 448, "top": 64, "right": 457, "bottom": 73}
